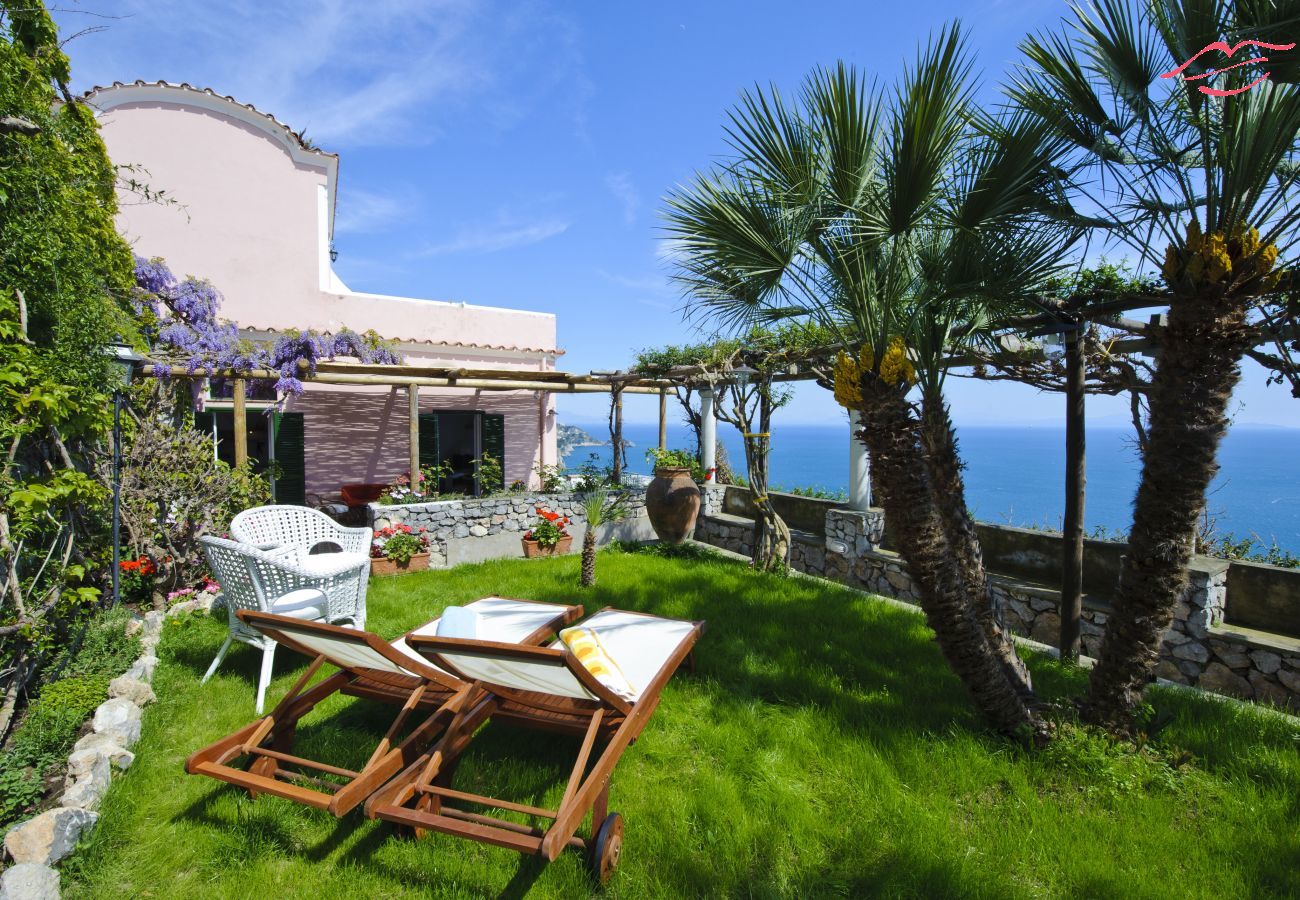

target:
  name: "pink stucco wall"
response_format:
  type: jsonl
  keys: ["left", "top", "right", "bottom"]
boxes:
{"left": 87, "top": 82, "right": 560, "bottom": 491}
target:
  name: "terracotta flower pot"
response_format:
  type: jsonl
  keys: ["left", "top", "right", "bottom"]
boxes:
{"left": 370, "top": 552, "right": 430, "bottom": 577}
{"left": 522, "top": 535, "right": 573, "bottom": 558}
{"left": 645, "top": 466, "right": 701, "bottom": 545}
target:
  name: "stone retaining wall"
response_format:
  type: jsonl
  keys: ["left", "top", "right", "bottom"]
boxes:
{"left": 370, "top": 490, "right": 654, "bottom": 567}
{"left": 697, "top": 486, "right": 1300, "bottom": 712}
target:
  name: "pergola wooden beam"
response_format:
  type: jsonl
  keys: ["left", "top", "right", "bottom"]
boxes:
{"left": 138, "top": 366, "right": 665, "bottom": 394}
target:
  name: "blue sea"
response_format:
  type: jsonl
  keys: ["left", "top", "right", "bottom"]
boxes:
{"left": 561, "top": 422, "right": 1300, "bottom": 554}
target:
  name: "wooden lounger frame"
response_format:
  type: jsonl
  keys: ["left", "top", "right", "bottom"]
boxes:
{"left": 185, "top": 600, "right": 582, "bottom": 816}
{"left": 364, "top": 608, "right": 704, "bottom": 881}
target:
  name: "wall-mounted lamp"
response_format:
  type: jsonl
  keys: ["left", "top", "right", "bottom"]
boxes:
{"left": 329, "top": 243, "right": 339, "bottom": 263}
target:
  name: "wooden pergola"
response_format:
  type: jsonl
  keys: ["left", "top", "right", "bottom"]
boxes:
{"left": 139, "top": 359, "right": 677, "bottom": 483}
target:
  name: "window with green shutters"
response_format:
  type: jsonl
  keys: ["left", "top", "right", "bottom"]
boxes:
{"left": 480, "top": 412, "right": 505, "bottom": 492}
{"left": 273, "top": 412, "right": 306, "bottom": 504}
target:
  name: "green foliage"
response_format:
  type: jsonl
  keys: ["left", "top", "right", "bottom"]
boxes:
{"left": 475, "top": 451, "right": 504, "bottom": 495}
{"left": 774, "top": 484, "right": 849, "bottom": 501}
{"left": 571, "top": 452, "right": 611, "bottom": 492}
{"left": 533, "top": 462, "right": 567, "bottom": 493}
{"left": 0, "top": 3, "right": 136, "bottom": 387}
{"left": 0, "top": 674, "right": 109, "bottom": 826}
{"left": 645, "top": 447, "right": 703, "bottom": 480}
{"left": 380, "top": 531, "right": 426, "bottom": 565}
{"left": 580, "top": 484, "right": 628, "bottom": 530}
{"left": 116, "top": 383, "right": 272, "bottom": 599}
{"left": 46, "top": 607, "right": 140, "bottom": 681}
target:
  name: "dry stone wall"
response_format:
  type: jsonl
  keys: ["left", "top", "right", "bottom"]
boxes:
{"left": 697, "top": 485, "right": 1300, "bottom": 712}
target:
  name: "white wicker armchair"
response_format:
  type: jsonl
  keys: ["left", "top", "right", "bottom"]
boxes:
{"left": 231, "top": 505, "right": 372, "bottom": 556}
{"left": 199, "top": 536, "right": 370, "bottom": 712}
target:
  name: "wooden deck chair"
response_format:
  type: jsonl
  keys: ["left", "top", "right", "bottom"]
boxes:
{"left": 185, "top": 597, "right": 582, "bottom": 816}
{"left": 364, "top": 608, "right": 704, "bottom": 882}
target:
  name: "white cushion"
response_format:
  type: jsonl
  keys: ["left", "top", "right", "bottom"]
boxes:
{"left": 435, "top": 606, "right": 480, "bottom": 638}
{"left": 270, "top": 588, "right": 327, "bottom": 621}
{"left": 430, "top": 609, "right": 697, "bottom": 704}
{"left": 389, "top": 597, "right": 573, "bottom": 668}
{"left": 576, "top": 611, "right": 697, "bottom": 701}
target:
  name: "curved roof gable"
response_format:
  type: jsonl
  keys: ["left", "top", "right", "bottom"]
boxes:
{"left": 82, "top": 80, "right": 339, "bottom": 232}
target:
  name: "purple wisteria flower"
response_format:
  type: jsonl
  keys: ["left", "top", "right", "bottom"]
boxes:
{"left": 132, "top": 256, "right": 403, "bottom": 403}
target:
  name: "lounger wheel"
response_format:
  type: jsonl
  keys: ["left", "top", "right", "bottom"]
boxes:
{"left": 589, "top": 812, "right": 623, "bottom": 884}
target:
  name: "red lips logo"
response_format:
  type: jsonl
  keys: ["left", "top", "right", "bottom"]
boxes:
{"left": 1160, "top": 39, "right": 1296, "bottom": 97}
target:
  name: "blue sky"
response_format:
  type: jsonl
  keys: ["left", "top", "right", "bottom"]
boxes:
{"left": 57, "top": 1, "right": 1298, "bottom": 430}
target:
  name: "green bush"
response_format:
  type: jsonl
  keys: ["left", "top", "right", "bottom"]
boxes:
{"left": 645, "top": 447, "right": 704, "bottom": 481}
{"left": 46, "top": 607, "right": 140, "bottom": 681}
{"left": 0, "top": 674, "right": 110, "bottom": 826}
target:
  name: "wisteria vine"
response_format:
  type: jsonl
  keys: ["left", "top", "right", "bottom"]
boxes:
{"left": 132, "top": 255, "right": 402, "bottom": 396}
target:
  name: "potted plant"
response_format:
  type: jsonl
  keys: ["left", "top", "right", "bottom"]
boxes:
{"left": 522, "top": 507, "right": 572, "bottom": 558}
{"left": 643, "top": 448, "right": 702, "bottom": 545}
{"left": 370, "top": 524, "right": 432, "bottom": 576}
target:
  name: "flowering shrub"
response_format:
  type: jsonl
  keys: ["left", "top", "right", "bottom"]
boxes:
{"left": 371, "top": 525, "right": 431, "bottom": 564}
{"left": 378, "top": 464, "right": 452, "bottom": 505}
{"left": 132, "top": 256, "right": 402, "bottom": 397}
{"left": 118, "top": 556, "right": 157, "bottom": 604}
{"left": 525, "top": 507, "right": 570, "bottom": 548}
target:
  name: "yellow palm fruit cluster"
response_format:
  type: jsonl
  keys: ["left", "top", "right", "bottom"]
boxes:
{"left": 1161, "top": 220, "right": 1281, "bottom": 291}
{"left": 832, "top": 337, "right": 916, "bottom": 408}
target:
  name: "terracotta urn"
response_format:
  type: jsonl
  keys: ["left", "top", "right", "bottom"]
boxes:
{"left": 370, "top": 552, "right": 430, "bottom": 577}
{"left": 522, "top": 535, "right": 574, "bottom": 558}
{"left": 645, "top": 467, "right": 701, "bottom": 545}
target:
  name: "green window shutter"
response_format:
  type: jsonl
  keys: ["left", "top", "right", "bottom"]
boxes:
{"left": 417, "top": 413, "right": 441, "bottom": 471}
{"left": 480, "top": 413, "right": 505, "bottom": 492}
{"left": 273, "top": 412, "right": 307, "bottom": 505}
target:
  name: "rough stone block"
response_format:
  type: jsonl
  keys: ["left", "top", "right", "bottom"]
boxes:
{"left": 71, "top": 732, "right": 134, "bottom": 771}
{"left": 1154, "top": 659, "right": 1186, "bottom": 683}
{"left": 1277, "top": 666, "right": 1300, "bottom": 694}
{"left": 60, "top": 750, "right": 111, "bottom": 811}
{"left": 1030, "top": 612, "right": 1061, "bottom": 645}
{"left": 125, "top": 655, "right": 158, "bottom": 683}
{"left": 91, "top": 698, "right": 142, "bottom": 747}
{"left": 1177, "top": 659, "right": 1204, "bottom": 678}
{"left": 1210, "top": 644, "right": 1251, "bottom": 669}
{"left": 3, "top": 807, "right": 98, "bottom": 866}
{"left": 1248, "top": 672, "right": 1290, "bottom": 707}
{"left": 1249, "top": 650, "right": 1282, "bottom": 675}
{"left": 0, "top": 863, "right": 59, "bottom": 899}
{"left": 1197, "top": 661, "right": 1253, "bottom": 698}
{"left": 1171, "top": 641, "right": 1210, "bottom": 663}
{"left": 108, "top": 675, "right": 155, "bottom": 707}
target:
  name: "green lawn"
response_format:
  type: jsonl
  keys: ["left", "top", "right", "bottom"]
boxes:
{"left": 61, "top": 547, "right": 1299, "bottom": 898}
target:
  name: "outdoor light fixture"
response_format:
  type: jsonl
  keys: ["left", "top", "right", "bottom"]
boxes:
{"left": 732, "top": 363, "right": 759, "bottom": 387}
{"left": 329, "top": 243, "right": 339, "bottom": 263}
{"left": 104, "top": 339, "right": 144, "bottom": 607}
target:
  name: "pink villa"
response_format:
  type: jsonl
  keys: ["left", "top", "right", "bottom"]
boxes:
{"left": 86, "top": 80, "right": 561, "bottom": 503}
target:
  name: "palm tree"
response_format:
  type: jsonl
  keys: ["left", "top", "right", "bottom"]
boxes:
{"left": 665, "top": 27, "right": 1077, "bottom": 737}
{"left": 580, "top": 484, "right": 627, "bottom": 588}
{"left": 1011, "top": 0, "right": 1299, "bottom": 731}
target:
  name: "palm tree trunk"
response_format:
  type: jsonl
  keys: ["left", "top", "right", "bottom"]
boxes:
{"left": 858, "top": 382, "right": 1044, "bottom": 739}
{"left": 919, "top": 399, "right": 1035, "bottom": 700}
{"left": 1083, "top": 287, "right": 1251, "bottom": 731}
{"left": 580, "top": 529, "right": 598, "bottom": 588}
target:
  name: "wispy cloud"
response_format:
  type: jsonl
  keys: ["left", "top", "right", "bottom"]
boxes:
{"left": 414, "top": 215, "right": 569, "bottom": 256}
{"left": 334, "top": 188, "right": 413, "bottom": 235}
{"left": 595, "top": 268, "right": 676, "bottom": 309}
{"left": 56, "top": 0, "right": 590, "bottom": 147}
{"left": 604, "top": 172, "right": 640, "bottom": 224}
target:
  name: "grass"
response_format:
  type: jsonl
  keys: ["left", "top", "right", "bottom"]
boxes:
{"left": 61, "top": 547, "right": 1300, "bottom": 898}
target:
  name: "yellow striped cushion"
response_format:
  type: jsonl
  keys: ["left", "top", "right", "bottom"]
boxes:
{"left": 560, "top": 625, "right": 636, "bottom": 701}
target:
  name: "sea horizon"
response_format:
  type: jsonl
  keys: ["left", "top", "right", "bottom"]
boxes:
{"left": 559, "top": 420, "right": 1300, "bottom": 554}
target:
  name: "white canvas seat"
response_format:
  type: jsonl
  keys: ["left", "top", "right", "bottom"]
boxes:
{"left": 415, "top": 608, "right": 698, "bottom": 703}
{"left": 187, "top": 597, "right": 584, "bottom": 817}
{"left": 367, "top": 607, "right": 704, "bottom": 879}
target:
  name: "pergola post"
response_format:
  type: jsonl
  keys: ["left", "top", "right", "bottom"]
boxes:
{"left": 658, "top": 389, "right": 668, "bottom": 451}
{"left": 232, "top": 377, "right": 248, "bottom": 468}
{"left": 847, "top": 410, "right": 871, "bottom": 510}
{"left": 408, "top": 384, "right": 420, "bottom": 480}
{"left": 699, "top": 387, "right": 717, "bottom": 483}
{"left": 1060, "top": 324, "right": 1086, "bottom": 660}
{"left": 611, "top": 389, "right": 624, "bottom": 485}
